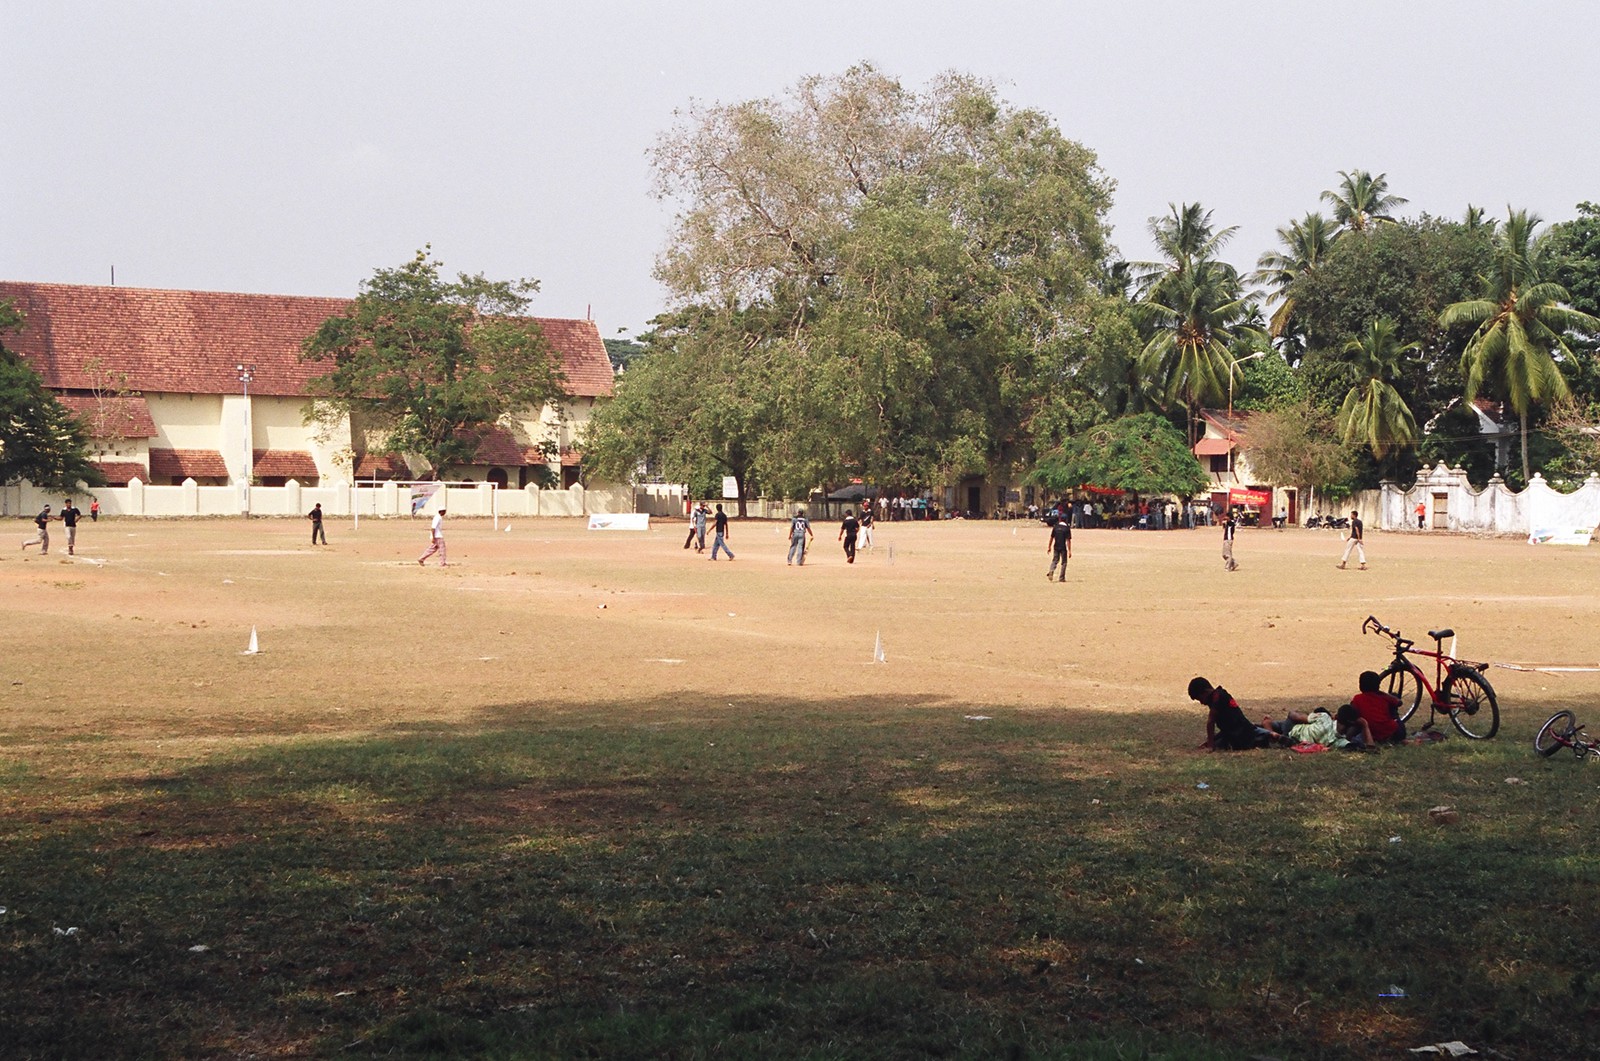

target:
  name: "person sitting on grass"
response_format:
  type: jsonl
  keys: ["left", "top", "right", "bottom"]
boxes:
{"left": 1260, "top": 706, "right": 1338, "bottom": 747}
{"left": 1351, "top": 670, "right": 1406, "bottom": 745}
{"left": 1335, "top": 703, "right": 1373, "bottom": 751}
{"left": 1188, "top": 676, "right": 1271, "bottom": 750}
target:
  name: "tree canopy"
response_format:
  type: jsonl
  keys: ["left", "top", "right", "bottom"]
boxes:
{"left": 588, "top": 64, "right": 1117, "bottom": 499}
{"left": 1029, "top": 413, "right": 1208, "bottom": 497}
{"left": 300, "top": 250, "right": 567, "bottom": 479}
{"left": 1441, "top": 210, "right": 1600, "bottom": 480}
{"left": 0, "top": 298, "right": 102, "bottom": 489}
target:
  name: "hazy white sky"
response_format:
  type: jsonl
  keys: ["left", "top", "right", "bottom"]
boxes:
{"left": 6, "top": 1, "right": 1597, "bottom": 338}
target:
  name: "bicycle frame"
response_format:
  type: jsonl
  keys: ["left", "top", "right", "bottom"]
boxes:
{"left": 1362, "top": 616, "right": 1500, "bottom": 739}
{"left": 1535, "top": 710, "right": 1599, "bottom": 760}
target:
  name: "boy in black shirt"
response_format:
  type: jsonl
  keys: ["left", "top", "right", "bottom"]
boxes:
{"left": 60, "top": 499, "right": 82, "bottom": 555}
{"left": 1188, "top": 676, "right": 1270, "bottom": 750}
{"left": 1046, "top": 517, "right": 1072, "bottom": 581}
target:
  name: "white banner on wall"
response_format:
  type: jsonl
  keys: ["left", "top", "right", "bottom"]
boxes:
{"left": 587, "top": 513, "right": 650, "bottom": 531}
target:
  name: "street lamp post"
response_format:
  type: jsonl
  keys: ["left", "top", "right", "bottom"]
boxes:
{"left": 237, "top": 363, "right": 254, "bottom": 517}
{"left": 1226, "top": 350, "right": 1268, "bottom": 478}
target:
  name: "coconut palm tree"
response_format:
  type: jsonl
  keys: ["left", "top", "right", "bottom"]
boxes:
{"left": 1321, "top": 170, "right": 1407, "bottom": 233}
{"left": 1138, "top": 258, "right": 1264, "bottom": 442}
{"left": 1134, "top": 202, "right": 1238, "bottom": 299}
{"left": 1462, "top": 204, "right": 1498, "bottom": 234}
{"left": 1441, "top": 209, "right": 1600, "bottom": 479}
{"left": 1338, "top": 318, "right": 1418, "bottom": 460}
{"left": 1253, "top": 212, "right": 1339, "bottom": 349}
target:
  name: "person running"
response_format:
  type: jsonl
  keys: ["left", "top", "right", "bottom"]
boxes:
{"left": 786, "top": 508, "right": 813, "bottom": 565}
{"left": 709, "top": 504, "right": 735, "bottom": 560}
{"left": 21, "top": 504, "right": 53, "bottom": 555}
{"left": 1221, "top": 509, "right": 1239, "bottom": 571}
{"left": 418, "top": 509, "right": 447, "bottom": 566}
{"left": 1046, "top": 513, "right": 1071, "bottom": 581}
{"left": 839, "top": 509, "right": 860, "bottom": 564}
{"left": 60, "top": 498, "right": 82, "bottom": 555}
{"left": 1337, "top": 510, "right": 1367, "bottom": 569}
{"left": 307, "top": 502, "right": 327, "bottom": 545}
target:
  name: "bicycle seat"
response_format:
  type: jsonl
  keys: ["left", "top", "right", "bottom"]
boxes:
{"left": 1428, "top": 628, "right": 1455, "bottom": 641}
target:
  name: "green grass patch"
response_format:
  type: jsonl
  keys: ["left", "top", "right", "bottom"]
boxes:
{"left": 3, "top": 700, "right": 1597, "bottom": 1058}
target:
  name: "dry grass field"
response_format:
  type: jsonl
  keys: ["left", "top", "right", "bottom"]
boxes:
{"left": 5, "top": 515, "right": 1599, "bottom": 753}
{"left": 4, "top": 514, "right": 1600, "bottom": 1059}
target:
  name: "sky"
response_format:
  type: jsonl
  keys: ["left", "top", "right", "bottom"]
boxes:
{"left": 6, "top": 1, "right": 1598, "bottom": 341}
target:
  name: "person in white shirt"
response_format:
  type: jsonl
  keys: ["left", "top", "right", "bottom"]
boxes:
{"left": 418, "top": 509, "right": 448, "bottom": 566}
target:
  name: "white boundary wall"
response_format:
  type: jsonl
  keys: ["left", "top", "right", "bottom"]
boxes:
{"left": 1376, "top": 462, "right": 1600, "bottom": 538}
{"left": 2, "top": 480, "right": 691, "bottom": 520}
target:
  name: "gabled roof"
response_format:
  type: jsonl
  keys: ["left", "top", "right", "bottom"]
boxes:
{"left": 0, "top": 281, "right": 615, "bottom": 400}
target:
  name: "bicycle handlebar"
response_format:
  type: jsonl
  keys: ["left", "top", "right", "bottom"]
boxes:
{"left": 1363, "top": 615, "right": 1413, "bottom": 652}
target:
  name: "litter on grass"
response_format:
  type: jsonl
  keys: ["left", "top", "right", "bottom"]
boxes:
{"left": 964, "top": 715, "right": 992, "bottom": 721}
{"left": 1195, "top": 782, "right": 1210, "bottom": 790}
{"left": 241, "top": 626, "right": 259, "bottom": 655}
{"left": 1408, "top": 1043, "right": 1477, "bottom": 1057}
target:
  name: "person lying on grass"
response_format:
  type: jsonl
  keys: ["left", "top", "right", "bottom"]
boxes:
{"left": 1260, "top": 706, "right": 1338, "bottom": 748}
{"left": 1351, "top": 669, "right": 1407, "bottom": 745}
{"left": 1189, "top": 676, "right": 1272, "bottom": 750}
{"left": 1335, "top": 703, "right": 1373, "bottom": 750}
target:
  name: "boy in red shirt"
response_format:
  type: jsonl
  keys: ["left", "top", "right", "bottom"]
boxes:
{"left": 1351, "top": 670, "right": 1406, "bottom": 744}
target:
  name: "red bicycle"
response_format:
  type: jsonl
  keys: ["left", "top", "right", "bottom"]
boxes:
{"left": 1363, "top": 616, "right": 1500, "bottom": 739}
{"left": 1535, "top": 710, "right": 1599, "bottom": 760}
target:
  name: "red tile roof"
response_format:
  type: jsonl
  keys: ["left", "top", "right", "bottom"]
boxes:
{"left": 56, "top": 395, "right": 159, "bottom": 438}
{"left": 461, "top": 425, "right": 532, "bottom": 466}
{"left": 0, "top": 281, "right": 615, "bottom": 399}
{"left": 354, "top": 454, "right": 411, "bottom": 479}
{"left": 91, "top": 460, "right": 148, "bottom": 485}
{"left": 252, "top": 450, "right": 319, "bottom": 479}
{"left": 149, "top": 448, "right": 229, "bottom": 478}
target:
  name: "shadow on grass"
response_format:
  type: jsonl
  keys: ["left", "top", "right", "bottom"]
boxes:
{"left": 2, "top": 694, "right": 1597, "bottom": 1059}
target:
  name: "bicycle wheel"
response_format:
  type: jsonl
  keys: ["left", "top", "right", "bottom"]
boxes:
{"left": 1381, "top": 662, "right": 1423, "bottom": 724}
{"left": 1535, "top": 710, "right": 1578, "bottom": 757}
{"left": 1443, "top": 667, "right": 1500, "bottom": 739}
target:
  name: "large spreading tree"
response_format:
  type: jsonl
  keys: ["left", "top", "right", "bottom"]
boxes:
{"left": 587, "top": 64, "right": 1116, "bottom": 502}
{"left": 300, "top": 250, "right": 568, "bottom": 479}
{"left": 0, "top": 298, "right": 102, "bottom": 489}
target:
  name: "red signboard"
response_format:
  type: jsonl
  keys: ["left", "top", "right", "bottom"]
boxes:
{"left": 1229, "top": 487, "right": 1271, "bottom": 508}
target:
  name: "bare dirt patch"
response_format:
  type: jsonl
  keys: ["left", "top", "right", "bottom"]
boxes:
{"left": 4, "top": 516, "right": 1598, "bottom": 768}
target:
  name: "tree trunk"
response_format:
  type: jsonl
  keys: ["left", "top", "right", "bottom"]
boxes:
{"left": 1520, "top": 412, "right": 1530, "bottom": 483}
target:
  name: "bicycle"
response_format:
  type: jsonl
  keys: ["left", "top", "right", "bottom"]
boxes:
{"left": 1534, "top": 710, "right": 1600, "bottom": 759}
{"left": 1362, "top": 616, "right": 1500, "bottom": 739}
